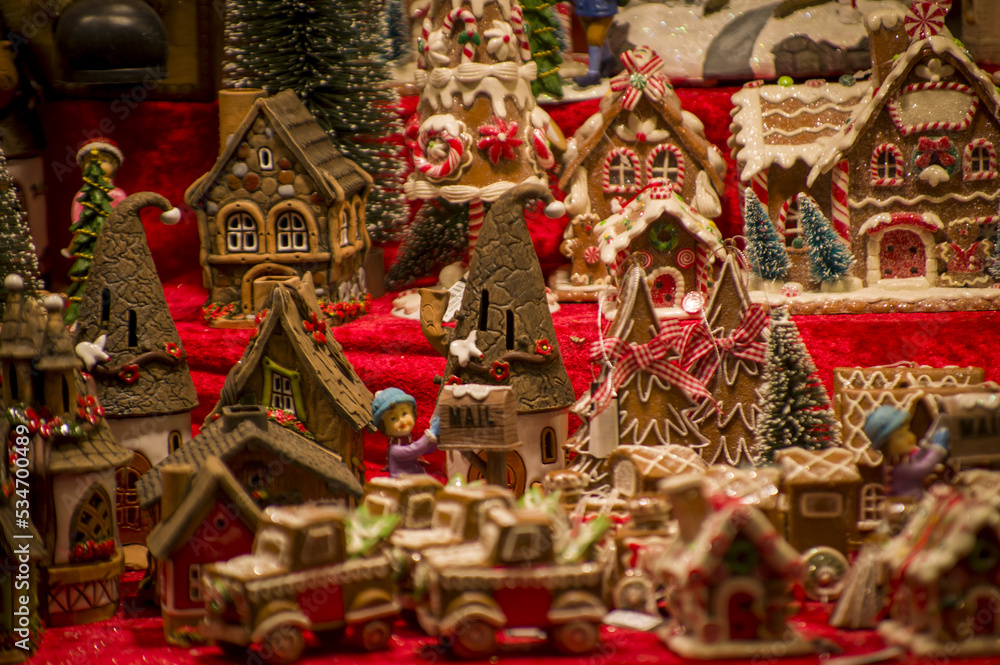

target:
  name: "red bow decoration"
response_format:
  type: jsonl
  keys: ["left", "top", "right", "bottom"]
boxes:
{"left": 676, "top": 304, "right": 768, "bottom": 384}
{"left": 915, "top": 136, "right": 955, "bottom": 169}
{"left": 609, "top": 46, "right": 670, "bottom": 111}
{"left": 589, "top": 328, "right": 712, "bottom": 410}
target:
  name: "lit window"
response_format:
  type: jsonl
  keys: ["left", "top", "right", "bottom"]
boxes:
{"left": 870, "top": 144, "right": 904, "bottom": 185}
{"left": 270, "top": 374, "right": 295, "bottom": 413}
{"left": 965, "top": 140, "right": 998, "bottom": 180}
{"left": 226, "top": 212, "right": 258, "bottom": 252}
{"left": 800, "top": 492, "right": 843, "bottom": 518}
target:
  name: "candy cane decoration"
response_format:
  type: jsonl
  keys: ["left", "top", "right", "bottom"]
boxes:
{"left": 510, "top": 5, "right": 532, "bottom": 63}
{"left": 694, "top": 245, "right": 711, "bottom": 293}
{"left": 444, "top": 8, "right": 479, "bottom": 63}
{"left": 468, "top": 198, "right": 485, "bottom": 254}
{"left": 831, "top": 159, "right": 851, "bottom": 240}
{"left": 531, "top": 127, "right": 554, "bottom": 169}
{"left": 750, "top": 170, "right": 768, "bottom": 208}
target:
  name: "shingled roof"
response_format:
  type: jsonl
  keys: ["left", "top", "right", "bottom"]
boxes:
{"left": 146, "top": 456, "right": 263, "bottom": 560}
{"left": 74, "top": 193, "right": 198, "bottom": 417}
{"left": 210, "top": 285, "right": 373, "bottom": 433}
{"left": 136, "top": 406, "right": 363, "bottom": 509}
{"left": 185, "top": 89, "right": 372, "bottom": 206}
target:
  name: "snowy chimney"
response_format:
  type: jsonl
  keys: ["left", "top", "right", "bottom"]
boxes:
{"left": 217, "top": 88, "right": 267, "bottom": 155}
{"left": 865, "top": 8, "right": 910, "bottom": 87}
{"left": 160, "top": 464, "right": 193, "bottom": 522}
{"left": 659, "top": 474, "right": 709, "bottom": 544}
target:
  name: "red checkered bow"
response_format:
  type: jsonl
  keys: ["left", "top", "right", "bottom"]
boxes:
{"left": 589, "top": 328, "right": 712, "bottom": 410}
{"left": 676, "top": 304, "right": 769, "bottom": 384}
{"left": 609, "top": 46, "right": 670, "bottom": 111}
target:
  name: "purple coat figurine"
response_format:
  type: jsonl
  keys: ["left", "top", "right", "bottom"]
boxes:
{"left": 373, "top": 387, "right": 440, "bottom": 477}
{"left": 864, "top": 405, "right": 950, "bottom": 499}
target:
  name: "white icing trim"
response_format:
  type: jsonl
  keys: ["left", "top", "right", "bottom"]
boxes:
{"left": 761, "top": 101, "right": 864, "bottom": 120}
{"left": 404, "top": 175, "right": 546, "bottom": 203}
{"left": 849, "top": 189, "right": 1000, "bottom": 209}
{"left": 647, "top": 266, "right": 685, "bottom": 309}
{"left": 763, "top": 123, "right": 847, "bottom": 139}
{"left": 415, "top": 62, "right": 537, "bottom": 118}
{"left": 564, "top": 168, "right": 592, "bottom": 218}
{"left": 864, "top": 7, "right": 906, "bottom": 31}
{"left": 448, "top": 0, "right": 511, "bottom": 20}
{"left": 858, "top": 211, "right": 944, "bottom": 236}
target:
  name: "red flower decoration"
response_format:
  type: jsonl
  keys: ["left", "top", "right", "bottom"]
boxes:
{"left": 534, "top": 339, "right": 552, "bottom": 356}
{"left": 490, "top": 360, "right": 510, "bottom": 382}
{"left": 23, "top": 408, "right": 39, "bottom": 434}
{"left": 76, "top": 394, "right": 104, "bottom": 425}
{"left": 164, "top": 342, "right": 182, "bottom": 358}
{"left": 118, "top": 365, "right": 140, "bottom": 385}
{"left": 445, "top": 375, "right": 463, "bottom": 386}
{"left": 39, "top": 416, "right": 62, "bottom": 439}
{"left": 477, "top": 118, "right": 523, "bottom": 165}
{"left": 303, "top": 311, "right": 328, "bottom": 345}
{"left": 255, "top": 308, "right": 269, "bottom": 325}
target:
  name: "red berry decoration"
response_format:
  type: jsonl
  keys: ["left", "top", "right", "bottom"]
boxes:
{"left": 490, "top": 360, "right": 510, "bottom": 382}
{"left": 534, "top": 339, "right": 552, "bottom": 356}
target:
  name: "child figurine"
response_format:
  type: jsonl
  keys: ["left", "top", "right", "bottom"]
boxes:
{"left": 863, "top": 405, "right": 950, "bottom": 500}
{"left": 373, "top": 387, "right": 440, "bottom": 477}
{"left": 571, "top": 0, "right": 624, "bottom": 87}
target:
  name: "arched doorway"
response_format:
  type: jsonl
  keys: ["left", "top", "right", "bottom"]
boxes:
{"left": 878, "top": 229, "right": 926, "bottom": 279}
{"left": 468, "top": 450, "right": 526, "bottom": 495}
{"left": 116, "top": 451, "right": 151, "bottom": 544}
{"left": 648, "top": 267, "right": 684, "bottom": 308}
{"left": 240, "top": 262, "right": 296, "bottom": 314}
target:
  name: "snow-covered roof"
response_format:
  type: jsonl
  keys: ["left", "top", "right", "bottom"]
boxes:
{"left": 612, "top": 444, "right": 708, "bottom": 480}
{"left": 729, "top": 79, "right": 871, "bottom": 183}
{"left": 594, "top": 185, "right": 725, "bottom": 264}
{"left": 809, "top": 36, "right": 1000, "bottom": 185}
{"left": 775, "top": 446, "right": 861, "bottom": 486}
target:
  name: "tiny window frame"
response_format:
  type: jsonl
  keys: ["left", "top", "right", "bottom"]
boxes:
{"left": 964, "top": 140, "right": 998, "bottom": 181}
{"left": 870, "top": 144, "right": 905, "bottom": 186}
{"left": 188, "top": 564, "right": 203, "bottom": 602}
{"left": 540, "top": 427, "right": 558, "bottom": 465}
{"left": 261, "top": 356, "right": 305, "bottom": 418}
{"left": 602, "top": 147, "right": 640, "bottom": 195}
{"left": 258, "top": 147, "right": 274, "bottom": 171}
{"left": 799, "top": 491, "right": 843, "bottom": 519}
{"left": 646, "top": 144, "right": 685, "bottom": 190}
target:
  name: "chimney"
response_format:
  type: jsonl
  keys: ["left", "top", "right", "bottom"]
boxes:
{"left": 42, "top": 294, "right": 64, "bottom": 337}
{"left": 659, "top": 474, "right": 709, "bottom": 545}
{"left": 221, "top": 404, "right": 268, "bottom": 433}
{"left": 865, "top": 8, "right": 911, "bottom": 87}
{"left": 3, "top": 273, "right": 22, "bottom": 323}
{"left": 160, "top": 464, "right": 194, "bottom": 522}
{"left": 217, "top": 88, "right": 267, "bottom": 155}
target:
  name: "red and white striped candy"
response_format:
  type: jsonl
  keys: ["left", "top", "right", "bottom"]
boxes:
{"left": 444, "top": 8, "right": 478, "bottom": 62}
{"left": 904, "top": 1, "right": 948, "bottom": 40}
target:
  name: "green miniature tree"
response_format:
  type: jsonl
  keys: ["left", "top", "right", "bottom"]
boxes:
{"left": 522, "top": 0, "right": 566, "bottom": 99}
{"left": 743, "top": 189, "right": 790, "bottom": 282}
{"left": 386, "top": 200, "right": 469, "bottom": 289}
{"left": 345, "top": 504, "right": 400, "bottom": 558}
{"left": 798, "top": 193, "right": 853, "bottom": 283}
{"left": 988, "top": 228, "right": 1000, "bottom": 282}
{"left": 64, "top": 156, "right": 115, "bottom": 324}
{"left": 0, "top": 150, "right": 41, "bottom": 316}
{"left": 752, "top": 308, "right": 839, "bottom": 464}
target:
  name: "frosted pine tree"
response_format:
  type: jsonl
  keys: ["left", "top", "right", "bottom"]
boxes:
{"left": 752, "top": 308, "right": 839, "bottom": 464}
{"left": 521, "top": 0, "right": 565, "bottom": 99}
{"left": 798, "top": 192, "right": 853, "bottom": 283}
{"left": 0, "top": 148, "right": 41, "bottom": 315}
{"left": 989, "top": 227, "right": 1000, "bottom": 281}
{"left": 223, "top": 0, "right": 408, "bottom": 241}
{"left": 743, "top": 189, "right": 789, "bottom": 282}
{"left": 386, "top": 200, "right": 469, "bottom": 289}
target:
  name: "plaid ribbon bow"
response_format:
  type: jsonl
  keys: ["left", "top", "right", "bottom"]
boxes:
{"left": 609, "top": 46, "right": 670, "bottom": 111}
{"left": 675, "top": 304, "right": 769, "bottom": 384}
{"left": 589, "top": 329, "right": 711, "bottom": 410}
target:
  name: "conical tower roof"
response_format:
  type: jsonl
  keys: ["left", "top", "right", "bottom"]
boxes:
{"left": 442, "top": 182, "right": 574, "bottom": 412}
{"left": 74, "top": 192, "right": 197, "bottom": 416}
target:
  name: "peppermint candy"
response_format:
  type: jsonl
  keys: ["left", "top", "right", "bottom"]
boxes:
{"left": 904, "top": 1, "right": 949, "bottom": 41}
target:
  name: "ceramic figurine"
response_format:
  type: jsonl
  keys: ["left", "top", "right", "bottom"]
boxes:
{"left": 200, "top": 503, "right": 399, "bottom": 662}
{"left": 652, "top": 474, "right": 813, "bottom": 659}
{"left": 185, "top": 89, "right": 374, "bottom": 327}
{"left": 735, "top": 3, "right": 1000, "bottom": 313}
{"left": 569, "top": 0, "right": 621, "bottom": 87}
{"left": 863, "top": 404, "right": 949, "bottom": 500}
{"left": 555, "top": 45, "right": 727, "bottom": 301}
{"left": 72, "top": 192, "right": 197, "bottom": 544}
{"left": 137, "top": 405, "right": 365, "bottom": 523}
{"left": 413, "top": 503, "right": 612, "bottom": 657}
{"left": 146, "top": 460, "right": 263, "bottom": 645}
{"left": 70, "top": 138, "right": 127, "bottom": 223}
{"left": 203, "top": 277, "right": 374, "bottom": 486}
{"left": 0, "top": 282, "right": 132, "bottom": 626}
{"left": 363, "top": 474, "right": 443, "bottom": 529}
{"left": 372, "top": 387, "right": 440, "bottom": 476}
{"left": 421, "top": 183, "right": 575, "bottom": 493}
{"left": 405, "top": 0, "right": 563, "bottom": 254}
{"left": 879, "top": 471, "right": 1000, "bottom": 657}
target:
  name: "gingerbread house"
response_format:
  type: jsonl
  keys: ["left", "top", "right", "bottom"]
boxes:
{"left": 206, "top": 281, "right": 374, "bottom": 482}
{"left": 185, "top": 89, "right": 373, "bottom": 325}
{"left": 606, "top": 445, "right": 707, "bottom": 498}
{"left": 0, "top": 284, "right": 132, "bottom": 627}
{"left": 555, "top": 46, "right": 727, "bottom": 300}
{"left": 73, "top": 192, "right": 198, "bottom": 544}
{"left": 653, "top": 475, "right": 811, "bottom": 659}
{"left": 807, "top": 14, "right": 1000, "bottom": 291}
{"left": 880, "top": 476, "right": 1000, "bottom": 657}
{"left": 146, "top": 459, "right": 262, "bottom": 644}
{"left": 137, "top": 405, "right": 364, "bottom": 517}
{"left": 594, "top": 183, "right": 727, "bottom": 311}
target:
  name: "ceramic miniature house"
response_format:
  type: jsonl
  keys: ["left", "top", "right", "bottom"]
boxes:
{"left": 594, "top": 183, "right": 727, "bottom": 311}
{"left": 137, "top": 405, "right": 365, "bottom": 519}
{"left": 0, "top": 283, "right": 132, "bottom": 626}
{"left": 185, "top": 89, "right": 373, "bottom": 325}
{"left": 654, "top": 475, "right": 812, "bottom": 659}
{"left": 146, "top": 459, "right": 262, "bottom": 644}
{"left": 880, "top": 474, "right": 1000, "bottom": 657}
{"left": 206, "top": 281, "right": 374, "bottom": 483}
{"left": 556, "top": 46, "right": 727, "bottom": 300}
{"left": 73, "top": 192, "right": 198, "bottom": 544}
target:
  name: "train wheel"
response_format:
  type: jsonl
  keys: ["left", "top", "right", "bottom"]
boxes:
{"left": 802, "top": 546, "right": 850, "bottom": 602}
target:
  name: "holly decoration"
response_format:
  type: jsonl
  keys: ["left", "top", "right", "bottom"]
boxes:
{"left": 64, "top": 151, "right": 115, "bottom": 324}
{"left": 267, "top": 408, "right": 315, "bottom": 440}
{"left": 303, "top": 311, "right": 328, "bottom": 345}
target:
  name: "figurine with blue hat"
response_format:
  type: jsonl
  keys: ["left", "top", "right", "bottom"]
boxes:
{"left": 863, "top": 405, "right": 949, "bottom": 499}
{"left": 373, "top": 387, "right": 440, "bottom": 477}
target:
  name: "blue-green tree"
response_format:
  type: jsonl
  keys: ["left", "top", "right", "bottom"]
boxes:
{"left": 743, "top": 189, "right": 790, "bottom": 281}
{"left": 798, "top": 193, "right": 853, "bottom": 283}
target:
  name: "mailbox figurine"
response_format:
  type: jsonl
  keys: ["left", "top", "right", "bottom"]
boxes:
{"left": 373, "top": 387, "right": 441, "bottom": 477}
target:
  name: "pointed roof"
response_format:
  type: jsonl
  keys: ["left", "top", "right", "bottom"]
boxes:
{"left": 809, "top": 35, "right": 1000, "bottom": 185}
{"left": 146, "top": 457, "right": 263, "bottom": 560}
{"left": 74, "top": 192, "right": 198, "bottom": 417}
{"left": 594, "top": 184, "right": 726, "bottom": 265}
{"left": 705, "top": 253, "right": 757, "bottom": 337}
{"left": 442, "top": 182, "right": 574, "bottom": 413}
{"left": 0, "top": 276, "right": 42, "bottom": 360}
{"left": 185, "top": 89, "right": 372, "bottom": 207}
{"left": 136, "top": 406, "right": 364, "bottom": 508}
{"left": 210, "top": 285, "right": 373, "bottom": 432}
{"left": 559, "top": 47, "right": 726, "bottom": 195}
